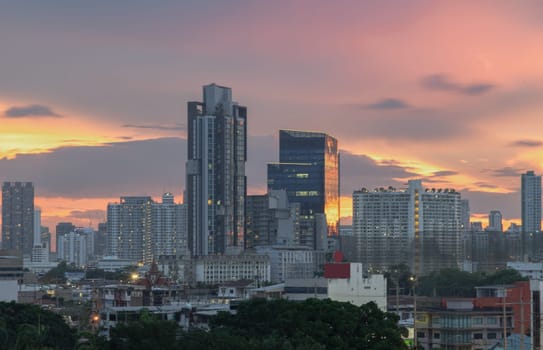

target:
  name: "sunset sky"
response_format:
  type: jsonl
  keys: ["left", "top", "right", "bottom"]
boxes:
{"left": 1, "top": 1, "right": 543, "bottom": 234}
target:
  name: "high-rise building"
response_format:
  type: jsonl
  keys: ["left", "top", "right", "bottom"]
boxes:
{"left": 488, "top": 210, "right": 503, "bottom": 232}
{"left": 95, "top": 222, "right": 107, "bottom": 257}
{"left": 460, "top": 199, "right": 470, "bottom": 233}
{"left": 58, "top": 228, "right": 94, "bottom": 267}
{"left": 56, "top": 222, "right": 76, "bottom": 254}
{"left": 2, "top": 182, "right": 34, "bottom": 255}
{"left": 151, "top": 193, "right": 188, "bottom": 258}
{"left": 521, "top": 170, "right": 541, "bottom": 235}
{"left": 186, "top": 83, "right": 247, "bottom": 256}
{"left": 353, "top": 180, "right": 462, "bottom": 275}
{"left": 107, "top": 197, "right": 153, "bottom": 263}
{"left": 246, "top": 190, "right": 300, "bottom": 248}
{"left": 267, "top": 130, "right": 340, "bottom": 236}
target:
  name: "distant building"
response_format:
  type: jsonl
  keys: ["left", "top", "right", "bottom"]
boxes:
{"left": 353, "top": 180, "right": 462, "bottom": 275}
{"left": 521, "top": 170, "right": 541, "bottom": 235}
{"left": 460, "top": 199, "right": 470, "bottom": 233}
{"left": 31, "top": 208, "right": 49, "bottom": 263}
{"left": 194, "top": 254, "right": 270, "bottom": 285}
{"left": 107, "top": 194, "right": 187, "bottom": 265}
{"left": 267, "top": 130, "right": 340, "bottom": 236}
{"left": 255, "top": 245, "right": 325, "bottom": 283}
{"left": 487, "top": 210, "right": 503, "bottom": 232}
{"left": 471, "top": 222, "right": 484, "bottom": 232}
{"left": 2, "top": 182, "right": 34, "bottom": 255}
{"left": 186, "top": 83, "right": 247, "bottom": 256}
{"left": 107, "top": 197, "right": 153, "bottom": 264}
{"left": 246, "top": 190, "right": 299, "bottom": 248}
{"left": 58, "top": 228, "right": 94, "bottom": 267}
{"left": 151, "top": 193, "right": 188, "bottom": 258}
{"left": 56, "top": 222, "right": 76, "bottom": 254}
{"left": 95, "top": 222, "right": 107, "bottom": 258}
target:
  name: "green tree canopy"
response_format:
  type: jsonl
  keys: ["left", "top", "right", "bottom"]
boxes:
{"left": 0, "top": 301, "right": 76, "bottom": 350}
{"left": 416, "top": 268, "right": 527, "bottom": 297}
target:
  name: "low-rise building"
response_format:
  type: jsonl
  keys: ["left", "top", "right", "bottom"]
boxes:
{"left": 194, "top": 254, "right": 270, "bottom": 285}
{"left": 0, "top": 250, "right": 23, "bottom": 302}
{"left": 416, "top": 299, "right": 513, "bottom": 350}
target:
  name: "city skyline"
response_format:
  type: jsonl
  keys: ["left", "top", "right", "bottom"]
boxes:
{"left": 1, "top": 1, "right": 543, "bottom": 231}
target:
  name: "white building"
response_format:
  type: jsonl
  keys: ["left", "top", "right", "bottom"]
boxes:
{"left": 353, "top": 180, "right": 462, "bottom": 275}
{"left": 283, "top": 262, "right": 387, "bottom": 311}
{"left": 97, "top": 256, "right": 138, "bottom": 272}
{"left": 194, "top": 254, "right": 270, "bottom": 285}
{"left": 326, "top": 262, "right": 387, "bottom": 310}
{"left": 0, "top": 250, "right": 23, "bottom": 302}
{"left": 255, "top": 245, "right": 325, "bottom": 283}
{"left": 58, "top": 228, "right": 94, "bottom": 267}
{"left": 152, "top": 193, "right": 188, "bottom": 258}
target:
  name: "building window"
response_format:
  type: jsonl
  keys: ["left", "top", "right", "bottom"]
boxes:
{"left": 472, "top": 317, "right": 483, "bottom": 325}
{"left": 416, "top": 332, "right": 425, "bottom": 339}
{"left": 433, "top": 333, "right": 440, "bottom": 339}
{"left": 473, "top": 333, "right": 483, "bottom": 340}
{"left": 487, "top": 333, "right": 497, "bottom": 339}
{"left": 486, "top": 317, "right": 498, "bottom": 325}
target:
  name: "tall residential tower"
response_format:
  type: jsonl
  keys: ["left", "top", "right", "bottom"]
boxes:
{"left": 521, "top": 170, "right": 541, "bottom": 235}
{"left": 2, "top": 182, "right": 34, "bottom": 255}
{"left": 353, "top": 180, "right": 462, "bottom": 275}
{"left": 186, "top": 84, "right": 247, "bottom": 256}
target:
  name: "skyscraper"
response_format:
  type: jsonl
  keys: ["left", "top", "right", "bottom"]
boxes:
{"left": 2, "top": 182, "right": 34, "bottom": 255}
{"left": 521, "top": 170, "right": 541, "bottom": 235}
{"left": 353, "top": 180, "right": 462, "bottom": 275}
{"left": 267, "top": 130, "right": 340, "bottom": 236}
{"left": 488, "top": 210, "right": 503, "bottom": 232}
{"left": 186, "top": 83, "right": 247, "bottom": 256}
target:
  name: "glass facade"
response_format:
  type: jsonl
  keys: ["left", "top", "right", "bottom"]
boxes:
{"left": 267, "top": 130, "right": 339, "bottom": 236}
{"left": 186, "top": 84, "right": 247, "bottom": 256}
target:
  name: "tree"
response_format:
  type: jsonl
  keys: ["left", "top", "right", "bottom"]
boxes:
{"left": 416, "top": 268, "right": 527, "bottom": 297}
{"left": 206, "top": 298, "right": 408, "bottom": 350}
{"left": 0, "top": 302, "right": 76, "bottom": 349}
{"left": 107, "top": 310, "right": 178, "bottom": 350}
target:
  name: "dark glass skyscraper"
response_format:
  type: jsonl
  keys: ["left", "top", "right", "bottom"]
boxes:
{"left": 2, "top": 182, "right": 34, "bottom": 255}
{"left": 267, "top": 130, "right": 339, "bottom": 236}
{"left": 186, "top": 84, "right": 247, "bottom": 256}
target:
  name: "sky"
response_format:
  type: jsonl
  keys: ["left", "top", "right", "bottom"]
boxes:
{"left": 1, "top": 0, "right": 543, "bottom": 235}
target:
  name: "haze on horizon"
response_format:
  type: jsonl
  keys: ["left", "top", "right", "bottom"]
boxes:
{"left": 1, "top": 1, "right": 543, "bottom": 232}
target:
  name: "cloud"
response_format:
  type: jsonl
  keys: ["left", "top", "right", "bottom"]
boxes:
{"left": 366, "top": 98, "right": 409, "bottom": 109}
{"left": 509, "top": 139, "right": 543, "bottom": 147}
{"left": 122, "top": 123, "right": 185, "bottom": 131}
{"left": 4, "top": 104, "right": 62, "bottom": 118}
{"left": 0, "top": 135, "right": 278, "bottom": 199}
{"left": 340, "top": 151, "right": 419, "bottom": 195}
{"left": 432, "top": 170, "right": 458, "bottom": 177}
{"left": 483, "top": 167, "right": 524, "bottom": 177}
{"left": 0, "top": 138, "right": 186, "bottom": 198}
{"left": 473, "top": 182, "right": 498, "bottom": 189}
{"left": 421, "top": 74, "right": 495, "bottom": 95}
